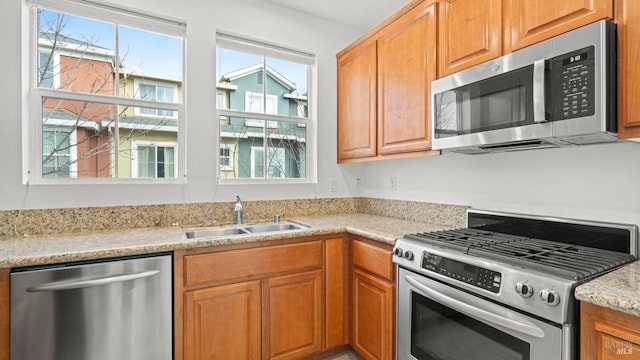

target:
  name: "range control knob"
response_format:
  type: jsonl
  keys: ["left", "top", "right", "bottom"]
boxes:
{"left": 403, "top": 250, "right": 414, "bottom": 261}
{"left": 393, "top": 247, "right": 404, "bottom": 257}
{"left": 540, "top": 289, "right": 561, "bottom": 306}
{"left": 515, "top": 282, "right": 534, "bottom": 297}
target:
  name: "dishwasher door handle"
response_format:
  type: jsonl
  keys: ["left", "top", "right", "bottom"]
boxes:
{"left": 26, "top": 270, "right": 160, "bottom": 292}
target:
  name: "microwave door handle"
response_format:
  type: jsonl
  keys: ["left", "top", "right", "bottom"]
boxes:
{"left": 25, "top": 270, "right": 160, "bottom": 292}
{"left": 405, "top": 275, "right": 545, "bottom": 338}
{"left": 533, "top": 59, "right": 547, "bottom": 123}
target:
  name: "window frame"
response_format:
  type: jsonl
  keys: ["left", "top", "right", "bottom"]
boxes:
{"left": 215, "top": 32, "right": 316, "bottom": 184}
{"left": 24, "top": 0, "right": 186, "bottom": 184}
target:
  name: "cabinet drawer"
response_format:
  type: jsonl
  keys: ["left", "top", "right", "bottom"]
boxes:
{"left": 184, "top": 241, "right": 323, "bottom": 287}
{"left": 352, "top": 238, "right": 394, "bottom": 282}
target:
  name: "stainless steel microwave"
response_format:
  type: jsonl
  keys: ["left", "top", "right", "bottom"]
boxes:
{"left": 431, "top": 20, "right": 617, "bottom": 154}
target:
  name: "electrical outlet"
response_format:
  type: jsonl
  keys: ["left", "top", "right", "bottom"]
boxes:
{"left": 355, "top": 178, "right": 361, "bottom": 191}
{"left": 390, "top": 177, "right": 397, "bottom": 191}
{"left": 330, "top": 178, "right": 337, "bottom": 192}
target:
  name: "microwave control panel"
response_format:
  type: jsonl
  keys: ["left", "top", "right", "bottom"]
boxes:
{"left": 552, "top": 46, "right": 596, "bottom": 120}
{"left": 422, "top": 252, "right": 502, "bottom": 293}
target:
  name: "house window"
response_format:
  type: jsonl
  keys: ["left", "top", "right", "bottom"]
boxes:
{"left": 220, "top": 144, "right": 235, "bottom": 171}
{"left": 216, "top": 33, "right": 315, "bottom": 181}
{"left": 133, "top": 142, "right": 176, "bottom": 178}
{"left": 137, "top": 82, "right": 178, "bottom": 117}
{"left": 26, "top": 1, "right": 185, "bottom": 183}
{"left": 42, "top": 127, "right": 76, "bottom": 178}
{"left": 37, "top": 50, "right": 56, "bottom": 89}
{"left": 251, "top": 146, "right": 285, "bottom": 179}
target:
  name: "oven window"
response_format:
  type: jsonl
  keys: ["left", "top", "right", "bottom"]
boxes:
{"left": 411, "top": 291, "right": 530, "bottom": 360}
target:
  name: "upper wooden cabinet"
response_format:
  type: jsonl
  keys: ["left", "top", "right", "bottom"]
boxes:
{"left": 504, "top": 0, "right": 613, "bottom": 52}
{"left": 337, "top": 0, "right": 439, "bottom": 163}
{"left": 438, "top": 0, "right": 502, "bottom": 77}
{"left": 616, "top": 0, "right": 640, "bottom": 138}
{"left": 337, "top": 39, "right": 377, "bottom": 161}
{"left": 438, "top": 0, "right": 613, "bottom": 77}
{"left": 377, "top": 0, "right": 437, "bottom": 155}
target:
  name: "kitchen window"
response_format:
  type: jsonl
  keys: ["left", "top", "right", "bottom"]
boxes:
{"left": 25, "top": 0, "right": 185, "bottom": 183}
{"left": 216, "top": 32, "right": 315, "bottom": 182}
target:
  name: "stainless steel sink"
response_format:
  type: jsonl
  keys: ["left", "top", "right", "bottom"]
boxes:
{"left": 183, "top": 222, "right": 307, "bottom": 240}
{"left": 244, "top": 223, "right": 307, "bottom": 233}
{"left": 184, "top": 227, "right": 250, "bottom": 239}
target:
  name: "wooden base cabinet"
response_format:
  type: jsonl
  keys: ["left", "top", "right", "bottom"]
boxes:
{"left": 351, "top": 237, "right": 395, "bottom": 360}
{"left": 184, "top": 281, "right": 262, "bottom": 360}
{"left": 177, "top": 236, "right": 347, "bottom": 360}
{"left": 263, "top": 270, "right": 323, "bottom": 360}
{"left": 581, "top": 302, "right": 640, "bottom": 359}
{"left": 0, "top": 269, "right": 9, "bottom": 360}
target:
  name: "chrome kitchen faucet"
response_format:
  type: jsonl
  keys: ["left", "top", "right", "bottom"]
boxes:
{"left": 234, "top": 195, "right": 243, "bottom": 224}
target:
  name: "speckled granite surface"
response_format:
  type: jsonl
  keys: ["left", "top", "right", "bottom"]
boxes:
{"left": 575, "top": 261, "right": 640, "bottom": 317}
{"left": 0, "top": 213, "right": 455, "bottom": 268}
{"left": 0, "top": 197, "right": 467, "bottom": 239}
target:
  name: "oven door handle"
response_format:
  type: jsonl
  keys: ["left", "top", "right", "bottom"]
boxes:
{"left": 405, "top": 275, "right": 545, "bottom": 338}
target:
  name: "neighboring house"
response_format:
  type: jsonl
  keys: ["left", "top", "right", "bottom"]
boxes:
{"left": 116, "top": 73, "right": 181, "bottom": 178}
{"left": 217, "top": 64, "right": 307, "bottom": 179}
{"left": 39, "top": 32, "right": 114, "bottom": 178}
{"left": 38, "top": 32, "right": 180, "bottom": 179}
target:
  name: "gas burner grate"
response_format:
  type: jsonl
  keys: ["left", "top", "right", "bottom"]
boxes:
{"left": 404, "top": 229, "right": 635, "bottom": 280}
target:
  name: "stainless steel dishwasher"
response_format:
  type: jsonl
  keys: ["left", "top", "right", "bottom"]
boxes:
{"left": 11, "top": 253, "right": 173, "bottom": 360}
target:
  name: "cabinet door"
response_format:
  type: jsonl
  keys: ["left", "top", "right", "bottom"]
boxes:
{"left": 184, "top": 281, "right": 261, "bottom": 360}
{"left": 505, "top": 0, "right": 612, "bottom": 52}
{"left": 337, "top": 39, "right": 377, "bottom": 161}
{"left": 352, "top": 269, "right": 395, "bottom": 360}
{"left": 581, "top": 302, "right": 640, "bottom": 359}
{"left": 616, "top": 0, "right": 640, "bottom": 138}
{"left": 377, "top": 0, "right": 437, "bottom": 155}
{"left": 594, "top": 322, "right": 640, "bottom": 360}
{"left": 438, "top": 0, "right": 502, "bottom": 76}
{"left": 263, "top": 270, "right": 323, "bottom": 360}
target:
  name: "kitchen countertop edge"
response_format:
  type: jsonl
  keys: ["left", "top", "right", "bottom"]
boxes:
{"left": 0, "top": 213, "right": 451, "bottom": 269}
{"left": 575, "top": 261, "right": 640, "bottom": 317}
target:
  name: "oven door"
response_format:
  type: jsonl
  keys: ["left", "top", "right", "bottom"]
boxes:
{"left": 397, "top": 268, "right": 564, "bottom": 360}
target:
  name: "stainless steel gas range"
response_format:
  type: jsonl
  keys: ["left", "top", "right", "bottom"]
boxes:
{"left": 393, "top": 210, "right": 638, "bottom": 360}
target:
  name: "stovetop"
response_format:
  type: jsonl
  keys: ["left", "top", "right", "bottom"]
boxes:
{"left": 393, "top": 210, "right": 638, "bottom": 324}
{"left": 404, "top": 228, "right": 635, "bottom": 281}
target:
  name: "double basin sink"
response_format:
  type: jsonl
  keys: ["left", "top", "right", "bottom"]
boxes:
{"left": 184, "top": 222, "right": 308, "bottom": 240}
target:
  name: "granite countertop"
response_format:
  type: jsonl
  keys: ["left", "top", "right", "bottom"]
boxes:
{"left": 0, "top": 213, "right": 452, "bottom": 268}
{"left": 575, "top": 261, "right": 640, "bottom": 317}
